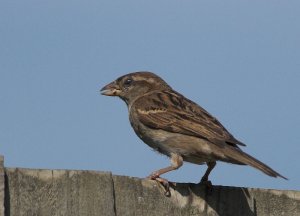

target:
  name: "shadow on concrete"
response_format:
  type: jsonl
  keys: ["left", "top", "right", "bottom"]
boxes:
{"left": 172, "top": 183, "right": 257, "bottom": 216}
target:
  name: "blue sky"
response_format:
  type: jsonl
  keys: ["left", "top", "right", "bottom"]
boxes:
{"left": 1, "top": 1, "right": 299, "bottom": 191}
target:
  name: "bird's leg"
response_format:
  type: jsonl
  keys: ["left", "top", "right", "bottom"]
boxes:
{"left": 147, "top": 153, "right": 183, "bottom": 196}
{"left": 200, "top": 161, "right": 216, "bottom": 184}
{"left": 148, "top": 153, "right": 183, "bottom": 179}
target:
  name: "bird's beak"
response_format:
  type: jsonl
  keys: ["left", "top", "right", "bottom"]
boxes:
{"left": 100, "top": 81, "right": 121, "bottom": 96}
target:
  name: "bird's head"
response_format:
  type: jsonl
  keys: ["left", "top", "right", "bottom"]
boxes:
{"left": 101, "top": 71, "right": 171, "bottom": 105}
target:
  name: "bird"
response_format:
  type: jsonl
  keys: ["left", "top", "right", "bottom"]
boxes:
{"left": 100, "top": 71, "right": 287, "bottom": 190}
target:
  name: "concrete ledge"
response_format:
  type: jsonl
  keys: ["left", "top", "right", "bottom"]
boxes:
{"left": 5, "top": 168, "right": 115, "bottom": 216}
{"left": 112, "top": 175, "right": 300, "bottom": 216}
{"left": 1, "top": 157, "right": 299, "bottom": 216}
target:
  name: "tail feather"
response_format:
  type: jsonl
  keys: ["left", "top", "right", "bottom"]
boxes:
{"left": 225, "top": 146, "right": 288, "bottom": 180}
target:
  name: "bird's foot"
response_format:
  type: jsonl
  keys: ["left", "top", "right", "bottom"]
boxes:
{"left": 200, "top": 179, "right": 212, "bottom": 186}
{"left": 147, "top": 172, "right": 160, "bottom": 180}
{"left": 146, "top": 173, "right": 171, "bottom": 196}
{"left": 200, "top": 179, "right": 213, "bottom": 194}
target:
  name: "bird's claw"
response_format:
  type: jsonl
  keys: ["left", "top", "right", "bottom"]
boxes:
{"left": 200, "top": 180, "right": 213, "bottom": 194}
{"left": 147, "top": 172, "right": 160, "bottom": 180}
{"left": 146, "top": 174, "right": 171, "bottom": 196}
{"left": 200, "top": 179, "right": 212, "bottom": 186}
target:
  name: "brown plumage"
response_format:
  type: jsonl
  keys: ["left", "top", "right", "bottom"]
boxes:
{"left": 101, "top": 71, "right": 287, "bottom": 187}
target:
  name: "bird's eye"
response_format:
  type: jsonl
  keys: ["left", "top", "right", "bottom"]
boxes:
{"left": 124, "top": 78, "right": 133, "bottom": 86}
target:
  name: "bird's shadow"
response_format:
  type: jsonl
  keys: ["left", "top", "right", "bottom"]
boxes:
{"left": 169, "top": 183, "right": 257, "bottom": 216}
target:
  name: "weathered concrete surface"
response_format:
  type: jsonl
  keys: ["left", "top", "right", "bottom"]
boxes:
{"left": 113, "top": 175, "right": 300, "bottom": 216}
{"left": 5, "top": 168, "right": 115, "bottom": 216}
{"left": 2, "top": 164, "right": 300, "bottom": 216}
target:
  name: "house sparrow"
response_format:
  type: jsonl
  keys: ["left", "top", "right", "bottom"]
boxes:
{"left": 101, "top": 71, "right": 287, "bottom": 189}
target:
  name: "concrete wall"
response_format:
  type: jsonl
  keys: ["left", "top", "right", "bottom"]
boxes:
{"left": 1, "top": 156, "right": 299, "bottom": 216}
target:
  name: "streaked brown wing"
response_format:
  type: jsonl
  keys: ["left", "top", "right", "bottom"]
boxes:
{"left": 135, "top": 90, "right": 245, "bottom": 147}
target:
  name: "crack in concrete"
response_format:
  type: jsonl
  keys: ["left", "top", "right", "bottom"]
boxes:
{"left": 110, "top": 173, "right": 117, "bottom": 216}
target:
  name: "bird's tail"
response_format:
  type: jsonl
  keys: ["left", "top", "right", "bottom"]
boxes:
{"left": 224, "top": 146, "right": 288, "bottom": 180}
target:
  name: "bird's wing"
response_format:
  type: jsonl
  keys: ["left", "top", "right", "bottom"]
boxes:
{"left": 135, "top": 90, "right": 245, "bottom": 147}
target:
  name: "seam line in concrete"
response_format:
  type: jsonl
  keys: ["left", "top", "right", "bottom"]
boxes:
{"left": 110, "top": 173, "right": 117, "bottom": 216}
